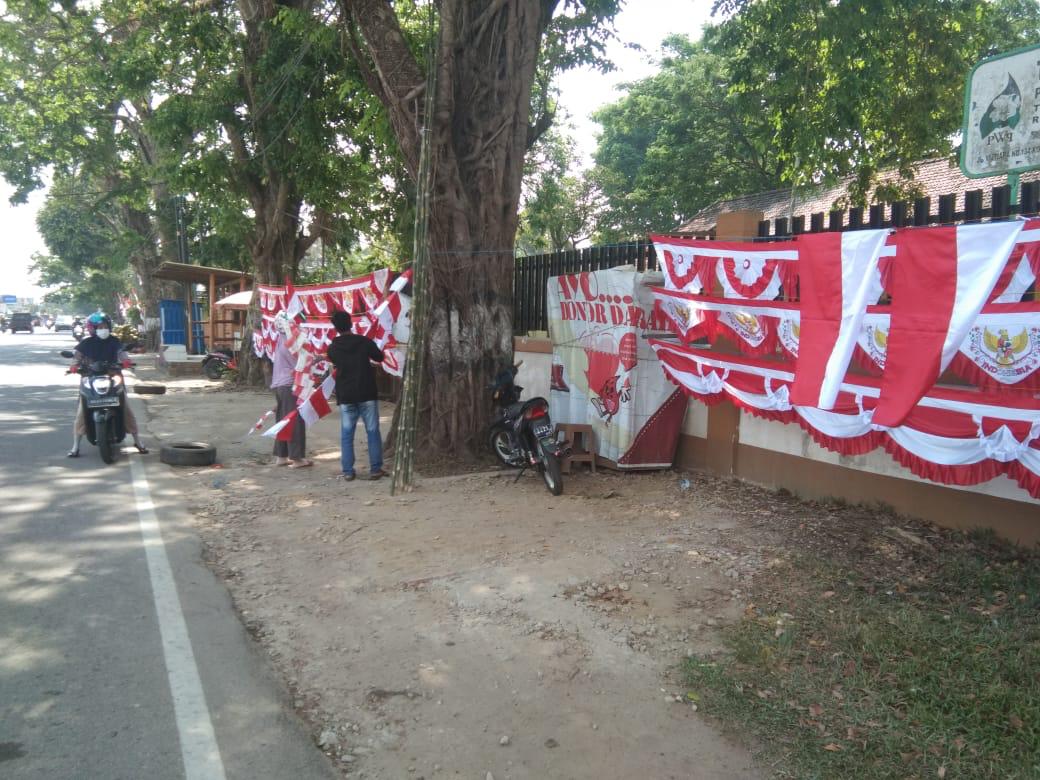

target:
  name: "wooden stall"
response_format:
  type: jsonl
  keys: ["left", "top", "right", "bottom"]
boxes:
{"left": 152, "top": 262, "right": 252, "bottom": 354}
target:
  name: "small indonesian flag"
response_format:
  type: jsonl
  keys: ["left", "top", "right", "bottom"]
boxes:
{"left": 247, "top": 409, "right": 274, "bottom": 437}
{"left": 298, "top": 375, "right": 336, "bottom": 427}
{"left": 284, "top": 277, "right": 306, "bottom": 323}
{"left": 262, "top": 411, "right": 298, "bottom": 441}
{"left": 390, "top": 268, "right": 413, "bottom": 293}
{"left": 364, "top": 292, "right": 403, "bottom": 348}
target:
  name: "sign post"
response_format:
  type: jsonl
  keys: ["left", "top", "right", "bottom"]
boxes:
{"left": 961, "top": 42, "right": 1040, "bottom": 203}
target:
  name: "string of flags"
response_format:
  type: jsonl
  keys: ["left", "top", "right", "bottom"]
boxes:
{"left": 648, "top": 219, "right": 1040, "bottom": 498}
{"left": 253, "top": 268, "right": 413, "bottom": 442}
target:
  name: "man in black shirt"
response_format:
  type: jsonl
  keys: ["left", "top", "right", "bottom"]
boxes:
{"left": 327, "top": 310, "right": 386, "bottom": 480}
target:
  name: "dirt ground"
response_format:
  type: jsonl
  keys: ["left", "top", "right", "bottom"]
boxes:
{"left": 130, "top": 365, "right": 831, "bottom": 779}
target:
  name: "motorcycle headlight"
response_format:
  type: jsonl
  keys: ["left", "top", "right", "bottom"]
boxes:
{"left": 80, "top": 376, "right": 91, "bottom": 389}
{"left": 91, "top": 376, "right": 112, "bottom": 394}
{"left": 111, "top": 374, "right": 123, "bottom": 386}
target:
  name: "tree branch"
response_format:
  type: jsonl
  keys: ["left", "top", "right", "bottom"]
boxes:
{"left": 339, "top": 0, "right": 425, "bottom": 174}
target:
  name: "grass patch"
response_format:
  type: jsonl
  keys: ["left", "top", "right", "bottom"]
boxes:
{"left": 683, "top": 531, "right": 1040, "bottom": 779}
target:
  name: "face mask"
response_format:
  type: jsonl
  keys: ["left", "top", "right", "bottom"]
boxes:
{"left": 96, "top": 329, "right": 110, "bottom": 339}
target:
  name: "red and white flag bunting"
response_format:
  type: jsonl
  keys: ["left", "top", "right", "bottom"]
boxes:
{"left": 647, "top": 221, "right": 1040, "bottom": 494}
{"left": 872, "top": 221, "right": 1023, "bottom": 427}
{"left": 789, "top": 229, "right": 890, "bottom": 410}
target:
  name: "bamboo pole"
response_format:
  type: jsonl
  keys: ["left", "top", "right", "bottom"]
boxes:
{"left": 391, "top": 20, "right": 438, "bottom": 495}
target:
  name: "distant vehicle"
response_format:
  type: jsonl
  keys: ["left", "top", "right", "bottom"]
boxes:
{"left": 55, "top": 315, "right": 75, "bottom": 332}
{"left": 9, "top": 312, "right": 35, "bottom": 333}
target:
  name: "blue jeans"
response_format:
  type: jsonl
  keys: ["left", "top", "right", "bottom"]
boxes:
{"left": 339, "top": 400, "right": 383, "bottom": 476}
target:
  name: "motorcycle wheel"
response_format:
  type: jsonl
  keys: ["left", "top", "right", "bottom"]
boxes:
{"left": 203, "top": 359, "right": 225, "bottom": 381}
{"left": 97, "top": 417, "right": 115, "bottom": 464}
{"left": 489, "top": 429, "right": 521, "bottom": 468}
{"left": 538, "top": 443, "right": 564, "bottom": 496}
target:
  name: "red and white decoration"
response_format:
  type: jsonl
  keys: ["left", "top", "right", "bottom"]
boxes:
{"left": 649, "top": 220, "right": 1040, "bottom": 499}
{"left": 254, "top": 269, "right": 411, "bottom": 442}
{"left": 254, "top": 271, "right": 391, "bottom": 360}
{"left": 651, "top": 341, "right": 1040, "bottom": 498}
{"left": 872, "top": 221, "right": 1022, "bottom": 427}
{"left": 547, "top": 268, "right": 686, "bottom": 468}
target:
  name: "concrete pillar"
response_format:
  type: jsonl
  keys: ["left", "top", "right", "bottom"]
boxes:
{"left": 703, "top": 208, "right": 764, "bottom": 475}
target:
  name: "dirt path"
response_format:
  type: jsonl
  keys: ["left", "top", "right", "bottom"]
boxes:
{"left": 135, "top": 369, "right": 767, "bottom": 779}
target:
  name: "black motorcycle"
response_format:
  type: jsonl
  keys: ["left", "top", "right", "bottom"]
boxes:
{"left": 488, "top": 363, "right": 569, "bottom": 496}
{"left": 202, "top": 347, "right": 236, "bottom": 380}
{"left": 62, "top": 350, "right": 131, "bottom": 464}
{"left": 71, "top": 319, "right": 85, "bottom": 342}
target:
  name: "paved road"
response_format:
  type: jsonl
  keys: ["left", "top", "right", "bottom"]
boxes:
{"left": 0, "top": 330, "right": 337, "bottom": 780}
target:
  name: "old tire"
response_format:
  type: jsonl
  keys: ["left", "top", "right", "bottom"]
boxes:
{"left": 160, "top": 442, "right": 217, "bottom": 467}
{"left": 134, "top": 384, "right": 167, "bottom": 395}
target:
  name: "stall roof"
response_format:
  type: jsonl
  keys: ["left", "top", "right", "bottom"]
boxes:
{"left": 153, "top": 261, "right": 252, "bottom": 285}
{"left": 213, "top": 290, "right": 254, "bottom": 309}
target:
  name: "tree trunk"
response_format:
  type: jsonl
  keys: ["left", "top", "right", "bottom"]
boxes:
{"left": 342, "top": 0, "right": 553, "bottom": 457}
{"left": 236, "top": 198, "right": 320, "bottom": 386}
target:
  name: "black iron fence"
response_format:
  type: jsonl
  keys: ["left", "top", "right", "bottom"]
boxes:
{"left": 513, "top": 180, "right": 1040, "bottom": 335}
{"left": 755, "top": 180, "right": 1040, "bottom": 238}
{"left": 513, "top": 242, "right": 658, "bottom": 334}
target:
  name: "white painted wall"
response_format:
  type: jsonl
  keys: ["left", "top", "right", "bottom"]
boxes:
{"left": 681, "top": 399, "right": 708, "bottom": 438}
{"left": 738, "top": 410, "right": 1040, "bottom": 505}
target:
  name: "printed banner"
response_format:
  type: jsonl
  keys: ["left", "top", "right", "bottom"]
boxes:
{"left": 548, "top": 268, "right": 686, "bottom": 468}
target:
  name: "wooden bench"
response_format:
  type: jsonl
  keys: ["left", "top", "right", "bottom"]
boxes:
{"left": 555, "top": 423, "right": 596, "bottom": 474}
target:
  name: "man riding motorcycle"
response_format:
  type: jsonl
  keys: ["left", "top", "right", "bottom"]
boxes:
{"left": 67, "top": 313, "right": 149, "bottom": 457}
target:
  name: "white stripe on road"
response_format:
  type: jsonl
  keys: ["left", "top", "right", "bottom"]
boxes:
{"left": 129, "top": 456, "right": 227, "bottom": 780}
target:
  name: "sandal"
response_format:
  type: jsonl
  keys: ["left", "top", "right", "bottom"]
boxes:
{"left": 135, "top": 444, "right": 149, "bottom": 454}
{"left": 288, "top": 459, "right": 313, "bottom": 469}
{"left": 274, "top": 458, "right": 290, "bottom": 466}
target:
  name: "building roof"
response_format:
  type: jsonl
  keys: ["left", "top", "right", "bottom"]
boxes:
{"left": 675, "top": 158, "right": 1040, "bottom": 235}
{"left": 152, "top": 261, "right": 253, "bottom": 286}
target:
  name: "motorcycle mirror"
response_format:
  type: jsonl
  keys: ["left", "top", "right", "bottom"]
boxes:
{"left": 60, "top": 350, "right": 75, "bottom": 358}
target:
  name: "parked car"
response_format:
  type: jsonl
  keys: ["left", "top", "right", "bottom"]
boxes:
{"left": 9, "top": 312, "right": 35, "bottom": 333}
{"left": 54, "top": 315, "right": 75, "bottom": 332}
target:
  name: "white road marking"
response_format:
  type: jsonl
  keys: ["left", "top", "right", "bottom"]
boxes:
{"left": 129, "top": 456, "right": 227, "bottom": 780}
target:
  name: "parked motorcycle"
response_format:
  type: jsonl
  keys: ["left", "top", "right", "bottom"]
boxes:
{"left": 488, "top": 363, "right": 569, "bottom": 495}
{"left": 202, "top": 348, "right": 237, "bottom": 380}
{"left": 61, "top": 349, "right": 132, "bottom": 464}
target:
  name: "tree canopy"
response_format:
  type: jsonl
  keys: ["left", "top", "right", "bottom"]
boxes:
{"left": 708, "top": 0, "right": 1040, "bottom": 201}
{"left": 590, "top": 34, "right": 782, "bottom": 241}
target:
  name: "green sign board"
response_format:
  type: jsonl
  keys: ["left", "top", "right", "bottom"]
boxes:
{"left": 961, "top": 42, "right": 1040, "bottom": 179}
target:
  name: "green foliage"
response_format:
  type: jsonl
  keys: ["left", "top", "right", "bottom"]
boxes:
{"left": 32, "top": 173, "right": 132, "bottom": 314}
{"left": 683, "top": 534, "right": 1040, "bottom": 779}
{"left": 708, "top": 0, "right": 1040, "bottom": 202}
{"left": 590, "top": 35, "right": 782, "bottom": 240}
{"left": 112, "top": 322, "right": 140, "bottom": 344}
{"left": 518, "top": 128, "right": 602, "bottom": 253}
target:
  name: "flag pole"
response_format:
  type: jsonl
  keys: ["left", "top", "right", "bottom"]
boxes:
{"left": 391, "top": 10, "right": 438, "bottom": 496}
